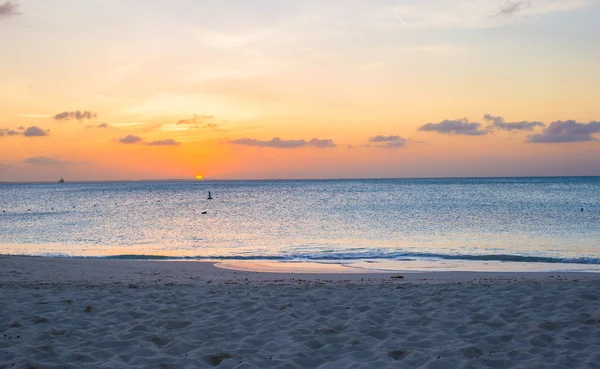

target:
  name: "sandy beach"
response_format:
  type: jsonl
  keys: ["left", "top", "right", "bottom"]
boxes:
{"left": 1, "top": 256, "right": 600, "bottom": 368}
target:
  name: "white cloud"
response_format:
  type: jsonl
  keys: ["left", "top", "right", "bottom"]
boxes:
{"left": 387, "top": 0, "right": 593, "bottom": 29}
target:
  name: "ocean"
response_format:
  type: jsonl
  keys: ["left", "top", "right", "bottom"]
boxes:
{"left": 1, "top": 177, "right": 599, "bottom": 272}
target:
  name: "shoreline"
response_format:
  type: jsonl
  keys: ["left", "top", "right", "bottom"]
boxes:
{"left": 2, "top": 251, "right": 600, "bottom": 277}
{"left": 2, "top": 255, "right": 600, "bottom": 286}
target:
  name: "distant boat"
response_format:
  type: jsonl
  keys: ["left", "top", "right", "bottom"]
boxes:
{"left": 58, "top": 177, "right": 65, "bottom": 184}
{"left": 207, "top": 191, "right": 213, "bottom": 200}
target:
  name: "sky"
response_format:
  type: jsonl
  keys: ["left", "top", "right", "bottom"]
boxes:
{"left": 1, "top": 0, "right": 599, "bottom": 181}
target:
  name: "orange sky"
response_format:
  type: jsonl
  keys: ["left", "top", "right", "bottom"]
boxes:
{"left": 1, "top": 0, "right": 599, "bottom": 181}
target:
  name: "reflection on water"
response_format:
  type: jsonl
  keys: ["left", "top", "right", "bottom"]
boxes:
{"left": 216, "top": 259, "right": 600, "bottom": 273}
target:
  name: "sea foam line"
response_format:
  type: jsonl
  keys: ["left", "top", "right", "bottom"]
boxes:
{"left": 23, "top": 251, "right": 600, "bottom": 265}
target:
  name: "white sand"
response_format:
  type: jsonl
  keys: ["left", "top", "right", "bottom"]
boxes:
{"left": 1, "top": 256, "right": 600, "bottom": 368}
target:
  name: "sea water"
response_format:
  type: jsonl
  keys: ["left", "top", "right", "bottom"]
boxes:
{"left": 1, "top": 177, "right": 599, "bottom": 272}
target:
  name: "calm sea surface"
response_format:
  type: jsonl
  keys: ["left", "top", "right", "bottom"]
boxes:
{"left": 1, "top": 178, "right": 599, "bottom": 271}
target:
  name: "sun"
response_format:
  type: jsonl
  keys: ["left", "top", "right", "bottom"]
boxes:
{"left": 195, "top": 174, "right": 204, "bottom": 180}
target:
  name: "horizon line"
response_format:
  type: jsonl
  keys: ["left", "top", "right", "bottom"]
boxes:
{"left": 1, "top": 174, "right": 599, "bottom": 185}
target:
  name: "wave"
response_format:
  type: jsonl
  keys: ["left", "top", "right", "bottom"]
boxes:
{"left": 38, "top": 251, "right": 600, "bottom": 265}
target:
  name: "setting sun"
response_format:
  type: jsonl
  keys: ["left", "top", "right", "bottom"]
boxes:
{"left": 195, "top": 174, "right": 204, "bottom": 180}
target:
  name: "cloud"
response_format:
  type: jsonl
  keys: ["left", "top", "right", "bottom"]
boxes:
{"left": 23, "top": 126, "right": 49, "bottom": 137}
{"left": 117, "top": 135, "right": 182, "bottom": 146}
{"left": 177, "top": 115, "right": 214, "bottom": 125}
{"left": 368, "top": 135, "right": 408, "bottom": 148}
{"left": 369, "top": 135, "right": 401, "bottom": 143}
{"left": 175, "top": 115, "right": 220, "bottom": 130}
{"left": 22, "top": 156, "right": 84, "bottom": 166}
{"left": 385, "top": 141, "right": 407, "bottom": 148}
{"left": 308, "top": 138, "right": 336, "bottom": 148}
{"left": 527, "top": 120, "right": 600, "bottom": 143}
{"left": 118, "top": 135, "right": 143, "bottom": 144}
{"left": 143, "top": 123, "right": 163, "bottom": 132}
{"left": 231, "top": 137, "right": 307, "bottom": 148}
{"left": 389, "top": 0, "right": 592, "bottom": 29}
{"left": 52, "top": 111, "right": 98, "bottom": 121}
{"left": 0, "top": 1, "right": 18, "bottom": 19}
{"left": 85, "top": 123, "right": 112, "bottom": 129}
{"left": 146, "top": 139, "right": 181, "bottom": 146}
{"left": 23, "top": 157, "right": 62, "bottom": 165}
{"left": 419, "top": 119, "right": 488, "bottom": 136}
{"left": 497, "top": 0, "right": 532, "bottom": 15}
{"left": 0, "top": 128, "right": 21, "bottom": 136}
{"left": 230, "top": 137, "right": 336, "bottom": 149}
{"left": 483, "top": 114, "right": 545, "bottom": 131}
